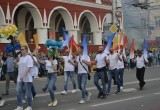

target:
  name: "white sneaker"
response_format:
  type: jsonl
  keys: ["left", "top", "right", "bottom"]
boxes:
{"left": 0, "top": 99, "right": 5, "bottom": 106}
{"left": 52, "top": 99, "right": 58, "bottom": 107}
{"left": 120, "top": 86, "right": 123, "bottom": 90}
{"left": 14, "top": 106, "right": 23, "bottom": 110}
{"left": 22, "top": 100, "right": 26, "bottom": 104}
{"left": 86, "top": 93, "right": 91, "bottom": 101}
{"left": 61, "top": 90, "right": 67, "bottom": 95}
{"left": 24, "top": 106, "right": 32, "bottom": 110}
{"left": 79, "top": 100, "right": 85, "bottom": 104}
{"left": 71, "top": 89, "right": 76, "bottom": 93}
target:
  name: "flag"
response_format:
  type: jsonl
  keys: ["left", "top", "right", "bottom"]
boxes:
{"left": 33, "top": 34, "right": 39, "bottom": 46}
{"left": 49, "top": 32, "right": 54, "bottom": 39}
{"left": 129, "top": 38, "right": 135, "bottom": 59}
{"left": 69, "top": 35, "right": 78, "bottom": 55}
{"left": 113, "top": 33, "right": 119, "bottom": 50}
{"left": 17, "top": 32, "right": 27, "bottom": 46}
{"left": 143, "top": 38, "right": 148, "bottom": 59}
{"left": 104, "top": 33, "right": 116, "bottom": 54}
{"left": 62, "top": 27, "right": 71, "bottom": 47}
{"left": 123, "top": 35, "right": 128, "bottom": 54}
{"left": 82, "top": 34, "right": 88, "bottom": 57}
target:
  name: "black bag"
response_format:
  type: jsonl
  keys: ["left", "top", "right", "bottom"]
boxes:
{"left": 79, "top": 56, "right": 91, "bottom": 80}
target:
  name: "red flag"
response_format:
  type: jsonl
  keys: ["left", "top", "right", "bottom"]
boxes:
{"left": 69, "top": 35, "right": 78, "bottom": 54}
{"left": 49, "top": 32, "right": 54, "bottom": 39}
{"left": 130, "top": 38, "right": 134, "bottom": 59}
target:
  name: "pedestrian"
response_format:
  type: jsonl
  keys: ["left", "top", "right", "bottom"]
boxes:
{"left": 14, "top": 45, "right": 34, "bottom": 110}
{"left": 107, "top": 48, "right": 122, "bottom": 95}
{"left": 2, "top": 53, "right": 17, "bottom": 95}
{"left": 70, "top": 46, "right": 92, "bottom": 104}
{"left": 158, "top": 51, "right": 160, "bottom": 65}
{"left": 37, "top": 53, "right": 58, "bottom": 107}
{"left": 133, "top": 50, "right": 148, "bottom": 90}
{"left": 92, "top": 46, "right": 108, "bottom": 99}
{"left": 59, "top": 49, "right": 76, "bottom": 95}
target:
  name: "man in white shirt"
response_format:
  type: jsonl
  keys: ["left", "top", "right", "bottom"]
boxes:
{"left": 107, "top": 48, "right": 122, "bottom": 95}
{"left": 92, "top": 46, "right": 109, "bottom": 99}
{"left": 135, "top": 50, "right": 148, "bottom": 90}
{"left": 70, "top": 46, "right": 92, "bottom": 104}
{"left": 59, "top": 50, "right": 76, "bottom": 95}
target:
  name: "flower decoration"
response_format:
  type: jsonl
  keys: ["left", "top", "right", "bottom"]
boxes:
{"left": 5, "top": 42, "right": 21, "bottom": 54}
{"left": 0, "top": 24, "right": 18, "bottom": 39}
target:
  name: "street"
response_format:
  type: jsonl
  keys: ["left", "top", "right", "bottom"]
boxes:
{"left": 0, "top": 66, "right": 160, "bottom": 110}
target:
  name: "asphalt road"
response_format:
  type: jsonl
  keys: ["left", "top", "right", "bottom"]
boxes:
{"left": 0, "top": 66, "right": 160, "bottom": 110}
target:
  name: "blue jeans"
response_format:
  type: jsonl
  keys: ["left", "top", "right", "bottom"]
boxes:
{"left": 118, "top": 68, "right": 124, "bottom": 87}
{"left": 43, "top": 75, "right": 56, "bottom": 91}
{"left": 77, "top": 73, "right": 89, "bottom": 99}
{"left": 94, "top": 71, "right": 106, "bottom": 95}
{"left": 16, "top": 82, "right": 32, "bottom": 107}
{"left": 64, "top": 71, "right": 76, "bottom": 91}
{"left": 48, "top": 74, "right": 57, "bottom": 101}
{"left": 107, "top": 69, "right": 120, "bottom": 92}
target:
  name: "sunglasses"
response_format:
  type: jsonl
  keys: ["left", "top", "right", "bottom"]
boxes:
{"left": 21, "top": 49, "right": 25, "bottom": 50}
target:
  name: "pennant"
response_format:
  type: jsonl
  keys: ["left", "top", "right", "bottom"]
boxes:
{"left": 82, "top": 34, "right": 88, "bottom": 57}
{"left": 62, "top": 27, "right": 71, "bottom": 47}
{"left": 33, "top": 34, "right": 39, "bottom": 46}
{"left": 69, "top": 35, "right": 78, "bottom": 55}
{"left": 104, "top": 33, "right": 116, "bottom": 54}
{"left": 17, "top": 32, "right": 28, "bottom": 46}
{"left": 143, "top": 38, "right": 148, "bottom": 59}
{"left": 129, "top": 38, "right": 135, "bottom": 59}
{"left": 113, "top": 33, "right": 119, "bottom": 50}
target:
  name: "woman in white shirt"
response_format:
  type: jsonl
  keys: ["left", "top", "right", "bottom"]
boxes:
{"left": 37, "top": 53, "right": 58, "bottom": 107}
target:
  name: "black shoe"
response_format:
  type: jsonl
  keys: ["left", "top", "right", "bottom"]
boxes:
{"left": 42, "top": 88, "right": 46, "bottom": 92}
{"left": 2, "top": 93, "right": 9, "bottom": 95}
{"left": 97, "top": 92, "right": 103, "bottom": 98}
{"left": 33, "top": 93, "right": 36, "bottom": 98}
{"left": 101, "top": 95, "right": 106, "bottom": 99}
{"left": 115, "top": 91, "right": 120, "bottom": 94}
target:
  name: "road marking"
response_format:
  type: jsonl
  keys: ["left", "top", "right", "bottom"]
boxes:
{"left": 154, "top": 92, "right": 160, "bottom": 95}
{"left": 90, "top": 96, "right": 143, "bottom": 107}
{"left": 122, "top": 88, "right": 137, "bottom": 92}
{"left": 3, "top": 77, "right": 160, "bottom": 102}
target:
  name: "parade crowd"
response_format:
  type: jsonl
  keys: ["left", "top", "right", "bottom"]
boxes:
{"left": 0, "top": 45, "right": 160, "bottom": 110}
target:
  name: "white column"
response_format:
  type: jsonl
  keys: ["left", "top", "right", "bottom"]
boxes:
{"left": 37, "top": 28, "right": 48, "bottom": 44}
{"left": 93, "top": 32, "right": 102, "bottom": 45}
{"left": 68, "top": 30, "right": 78, "bottom": 43}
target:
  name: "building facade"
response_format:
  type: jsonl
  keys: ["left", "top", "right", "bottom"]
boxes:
{"left": 0, "top": 0, "right": 113, "bottom": 52}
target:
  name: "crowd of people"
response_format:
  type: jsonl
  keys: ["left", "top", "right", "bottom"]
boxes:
{"left": 0, "top": 45, "right": 159, "bottom": 110}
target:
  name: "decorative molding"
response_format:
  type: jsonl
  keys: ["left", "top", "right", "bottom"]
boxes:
{"left": 6, "top": 3, "right": 11, "bottom": 23}
{"left": 50, "top": 0, "right": 112, "bottom": 10}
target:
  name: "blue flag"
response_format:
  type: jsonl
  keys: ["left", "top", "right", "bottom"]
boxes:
{"left": 62, "top": 27, "right": 71, "bottom": 47}
{"left": 143, "top": 38, "right": 147, "bottom": 59}
{"left": 104, "top": 33, "right": 116, "bottom": 54}
{"left": 82, "top": 35, "right": 88, "bottom": 57}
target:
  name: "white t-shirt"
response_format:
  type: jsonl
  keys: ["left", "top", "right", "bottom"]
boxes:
{"left": 108, "top": 53, "right": 118, "bottom": 70}
{"left": 76, "top": 55, "right": 90, "bottom": 74}
{"left": 136, "top": 55, "right": 147, "bottom": 68}
{"left": 63, "top": 55, "right": 74, "bottom": 71}
{"left": 45, "top": 59, "right": 58, "bottom": 73}
{"left": 31, "top": 56, "right": 39, "bottom": 77}
{"left": 17, "top": 55, "right": 33, "bottom": 82}
{"left": 117, "top": 55, "right": 124, "bottom": 69}
{"left": 95, "top": 53, "right": 108, "bottom": 68}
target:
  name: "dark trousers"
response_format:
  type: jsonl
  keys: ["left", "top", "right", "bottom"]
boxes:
{"left": 136, "top": 67, "right": 145, "bottom": 87}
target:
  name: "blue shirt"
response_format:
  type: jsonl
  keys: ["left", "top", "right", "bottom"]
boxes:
{"left": 6, "top": 57, "right": 14, "bottom": 72}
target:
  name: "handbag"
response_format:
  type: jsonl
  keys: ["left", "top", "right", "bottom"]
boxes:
{"left": 79, "top": 56, "right": 91, "bottom": 80}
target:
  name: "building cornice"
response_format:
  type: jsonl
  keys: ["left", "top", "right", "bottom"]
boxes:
{"left": 50, "top": 0, "right": 112, "bottom": 10}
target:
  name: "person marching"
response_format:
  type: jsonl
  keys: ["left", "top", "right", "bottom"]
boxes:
{"left": 107, "top": 48, "right": 122, "bottom": 95}
{"left": 92, "top": 46, "right": 109, "bottom": 99}
{"left": 133, "top": 50, "right": 148, "bottom": 90}
{"left": 37, "top": 53, "right": 58, "bottom": 107}
{"left": 59, "top": 49, "right": 76, "bottom": 95}
{"left": 70, "top": 46, "right": 91, "bottom": 104}
{"left": 14, "top": 45, "right": 34, "bottom": 110}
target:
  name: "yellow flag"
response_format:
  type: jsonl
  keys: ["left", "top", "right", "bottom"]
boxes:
{"left": 17, "top": 32, "right": 27, "bottom": 46}
{"left": 33, "top": 34, "right": 39, "bottom": 46}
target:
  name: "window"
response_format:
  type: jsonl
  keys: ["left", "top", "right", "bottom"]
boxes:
{"left": 141, "top": 18, "right": 147, "bottom": 29}
{"left": 156, "top": 36, "right": 160, "bottom": 40}
{"left": 155, "top": 16, "right": 160, "bottom": 27}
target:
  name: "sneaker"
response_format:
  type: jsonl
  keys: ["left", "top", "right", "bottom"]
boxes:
{"left": 24, "top": 106, "right": 32, "bottom": 110}
{"left": 79, "top": 100, "right": 85, "bottom": 104}
{"left": 42, "top": 88, "right": 46, "bottom": 92}
{"left": 101, "top": 95, "right": 106, "bottom": 99}
{"left": 106, "top": 92, "right": 110, "bottom": 95}
{"left": 115, "top": 91, "right": 120, "bottom": 94}
{"left": 97, "top": 92, "right": 103, "bottom": 98}
{"left": 52, "top": 99, "right": 58, "bottom": 107}
{"left": 22, "top": 100, "right": 26, "bottom": 104}
{"left": 0, "top": 99, "right": 5, "bottom": 106}
{"left": 48, "top": 102, "right": 53, "bottom": 107}
{"left": 61, "top": 90, "right": 67, "bottom": 95}
{"left": 86, "top": 93, "right": 91, "bottom": 101}
{"left": 14, "top": 106, "right": 23, "bottom": 110}
{"left": 71, "top": 89, "right": 76, "bottom": 93}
